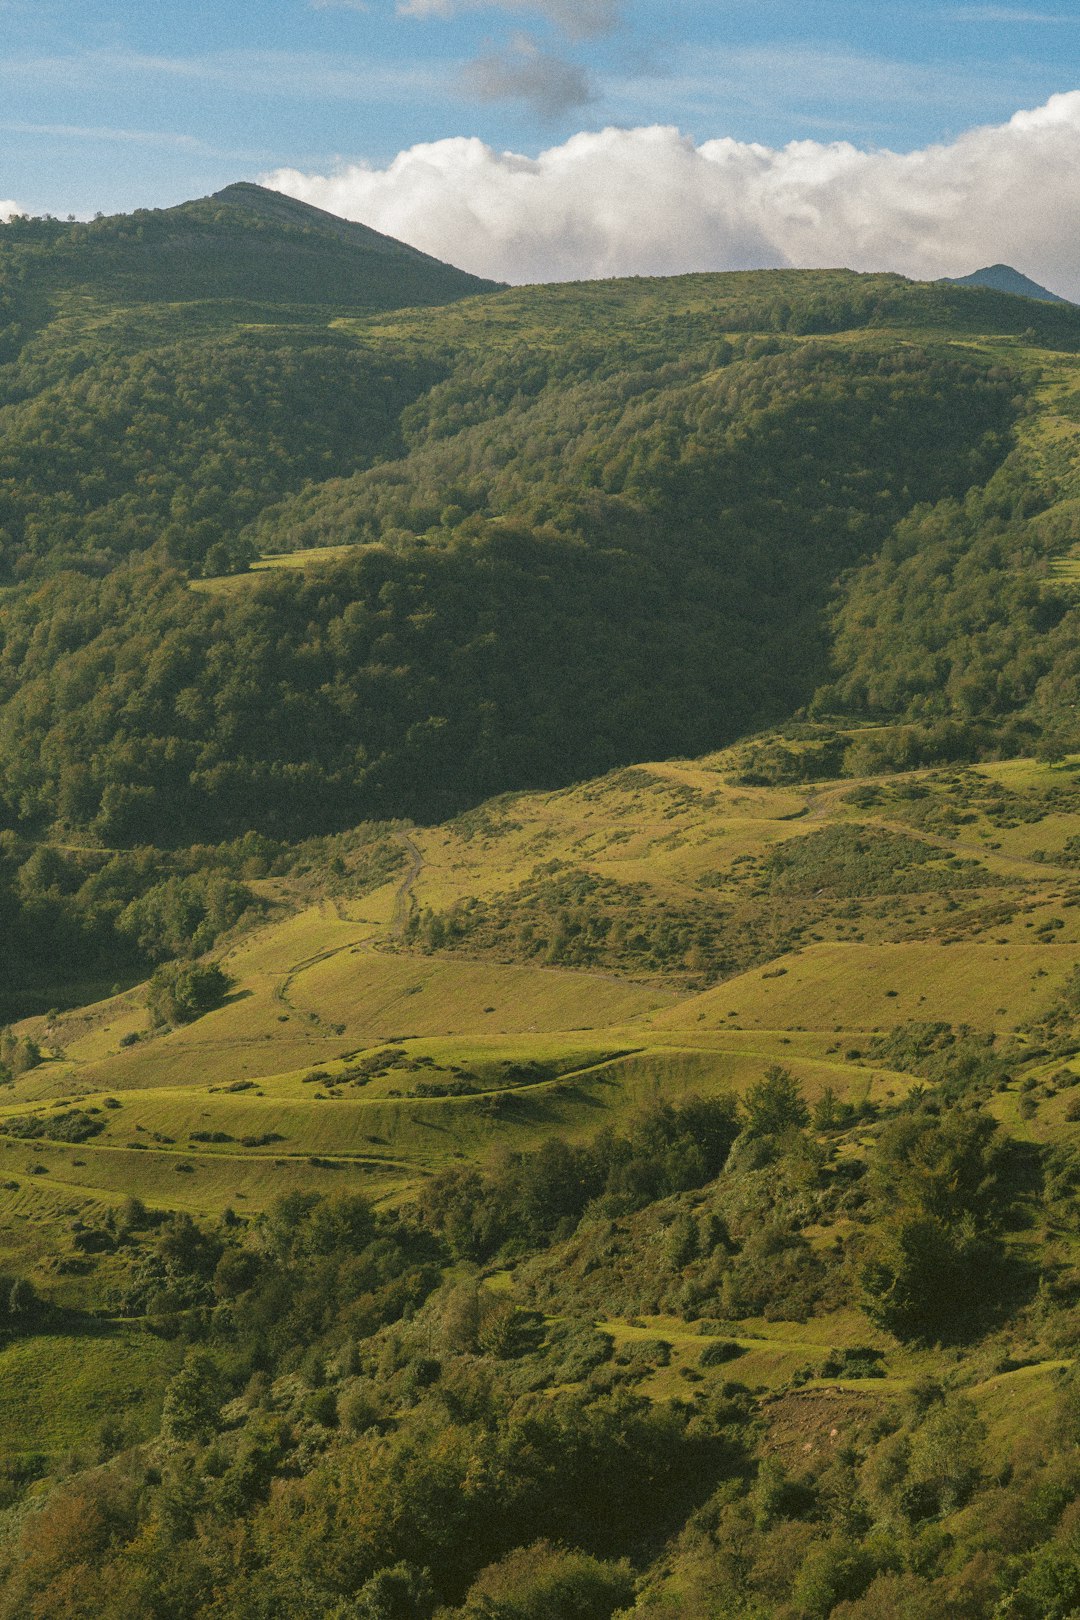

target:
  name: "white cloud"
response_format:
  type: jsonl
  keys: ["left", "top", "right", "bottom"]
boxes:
{"left": 0, "top": 120, "right": 210, "bottom": 149}
{"left": 396, "top": 0, "right": 455, "bottom": 15}
{"left": 398, "top": 0, "right": 621, "bottom": 40}
{"left": 0, "top": 49, "right": 440, "bottom": 103}
{"left": 0, "top": 200, "right": 25, "bottom": 220}
{"left": 263, "top": 92, "right": 1080, "bottom": 297}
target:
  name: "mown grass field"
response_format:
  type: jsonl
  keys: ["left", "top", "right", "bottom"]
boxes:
{"left": 189, "top": 544, "right": 362, "bottom": 595}
{"left": 656, "top": 940, "right": 1078, "bottom": 1033}
{"left": 0, "top": 1329, "right": 179, "bottom": 1466}
{"left": 8, "top": 748, "right": 1079, "bottom": 1248}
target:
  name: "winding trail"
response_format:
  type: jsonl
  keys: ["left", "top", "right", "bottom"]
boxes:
{"left": 270, "top": 831, "right": 424, "bottom": 1022}
{"left": 274, "top": 927, "right": 366, "bottom": 1020}
{"left": 391, "top": 831, "right": 425, "bottom": 938}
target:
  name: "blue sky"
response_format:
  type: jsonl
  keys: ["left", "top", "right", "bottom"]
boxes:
{"left": 2, "top": 0, "right": 1079, "bottom": 217}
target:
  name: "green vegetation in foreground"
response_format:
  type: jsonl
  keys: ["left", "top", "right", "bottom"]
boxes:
{"left": 5, "top": 190, "right": 1080, "bottom": 1619}
{"left": 0, "top": 747, "right": 1079, "bottom": 1617}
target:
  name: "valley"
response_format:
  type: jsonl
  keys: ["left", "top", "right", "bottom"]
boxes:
{"left": 14, "top": 746, "right": 1080, "bottom": 1216}
{"left": 2, "top": 185, "right": 1080, "bottom": 1618}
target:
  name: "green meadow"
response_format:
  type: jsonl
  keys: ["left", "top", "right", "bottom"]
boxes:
{"left": 5, "top": 189, "right": 1080, "bottom": 1615}
{"left": 16, "top": 752, "right": 1050, "bottom": 1219}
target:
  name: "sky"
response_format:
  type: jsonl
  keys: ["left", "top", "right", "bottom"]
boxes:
{"left": 3, "top": 1, "right": 1080, "bottom": 292}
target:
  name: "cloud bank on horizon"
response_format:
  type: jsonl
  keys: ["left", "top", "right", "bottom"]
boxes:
{"left": 265, "top": 91, "right": 1080, "bottom": 298}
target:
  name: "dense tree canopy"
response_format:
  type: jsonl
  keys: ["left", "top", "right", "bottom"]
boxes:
{"left": 0, "top": 319, "right": 1021, "bottom": 841}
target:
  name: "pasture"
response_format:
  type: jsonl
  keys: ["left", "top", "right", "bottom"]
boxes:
{"left": 6, "top": 748, "right": 1078, "bottom": 1247}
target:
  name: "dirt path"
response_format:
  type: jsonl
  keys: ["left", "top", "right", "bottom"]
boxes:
{"left": 276, "top": 932, "right": 361, "bottom": 1014}
{"left": 863, "top": 813, "right": 1055, "bottom": 882}
{"left": 391, "top": 832, "right": 425, "bottom": 938}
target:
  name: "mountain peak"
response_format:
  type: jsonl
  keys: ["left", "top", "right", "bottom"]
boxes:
{"left": 206, "top": 182, "right": 455, "bottom": 269}
{"left": 19, "top": 181, "right": 503, "bottom": 311}
{"left": 946, "top": 263, "right": 1070, "bottom": 304}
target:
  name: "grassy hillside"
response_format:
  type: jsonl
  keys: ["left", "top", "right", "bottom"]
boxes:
{"left": 0, "top": 741, "right": 1079, "bottom": 1615}
{"left": 7, "top": 740, "right": 1077, "bottom": 1212}
{"left": 5, "top": 194, "right": 1080, "bottom": 1617}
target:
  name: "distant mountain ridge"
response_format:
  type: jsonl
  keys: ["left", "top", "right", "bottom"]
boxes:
{"left": 208, "top": 182, "right": 458, "bottom": 266}
{"left": 0, "top": 181, "right": 501, "bottom": 312}
{"left": 5, "top": 186, "right": 1080, "bottom": 841}
{"left": 945, "top": 262, "right": 1071, "bottom": 304}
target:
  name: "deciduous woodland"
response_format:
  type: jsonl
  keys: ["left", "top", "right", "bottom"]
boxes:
{"left": 2, "top": 184, "right": 1080, "bottom": 1619}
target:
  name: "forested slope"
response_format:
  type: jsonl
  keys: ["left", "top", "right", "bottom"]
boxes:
{"left": 0, "top": 181, "right": 498, "bottom": 333}
{"left": 7, "top": 207, "right": 1080, "bottom": 844}
{"left": 4, "top": 193, "right": 1080, "bottom": 1619}
{"left": 0, "top": 184, "right": 498, "bottom": 578}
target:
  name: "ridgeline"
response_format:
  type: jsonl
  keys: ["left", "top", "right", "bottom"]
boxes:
{"left": 2, "top": 189, "right": 1080, "bottom": 1620}
{"left": 3, "top": 194, "right": 1080, "bottom": 850}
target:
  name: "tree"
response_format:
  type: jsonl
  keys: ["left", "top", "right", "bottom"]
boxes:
{"left": 869, "top": 1106, "right": 1006, "bottom": 1229}
{"left": 1001, "top": 1540, "right": 1080, "bottom": 1620}
{"left": 299, "top": 1193, "right": 376, "bottom": 1258}
{"left": 0, "top": 1027, "right": 43, "bottom": 1076}
{"left": 458, "top": 1541, "right": 634, "bottom": 1620}
{"left": 353, "top": 1562, "right": 435, "bottom": 1620}
{"left": 744, "top": 1066, "right": 810, "bottom": 1138}
{"left": 792, "top": 1535, "right": 878, "bottom": 1619}
{"left": 161, "top": 1351, "right": 224, "bottom": 1443}
{"left": 6, "top": 1275, "right": 37, "bottom": 1323}
{"left": 859, "top": 1101, "right": 1012, "bottom": 1341}
{"left": 903, "top": 1395, "right": 985, "bottom": 1517}
{"left": 859, "top": 1214, "right": 991, "bottom": 1341}
{"left": 440, "top": 1281, "right": 482, "bottom": 1354}
{"left": 146, "top": 959, "right": 230, "bottom": 1026}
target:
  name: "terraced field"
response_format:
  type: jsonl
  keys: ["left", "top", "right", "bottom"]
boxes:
{"left": 7, "top": 748, "right": 1079, "bottom": 1241}
{"left": 189, "top": 544, "right": 362, "bottom": 596}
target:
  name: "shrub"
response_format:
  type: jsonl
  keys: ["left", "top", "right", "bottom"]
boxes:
{"left": 340, "top": 1382, "right": 381, "bottom": 1435}
{"left": 147, "top": 959, "right": 231, "bottom": 1026}
{"left": 699, "top": 1340, "right": 744, "bottom": 1368}
{"left": 458, "top": 1540, "right": 635, "bottom": 1620}
{"left": 305, "top": 1389, "right": 339, "bottom": 1428}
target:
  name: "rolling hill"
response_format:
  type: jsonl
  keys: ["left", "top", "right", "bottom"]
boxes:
{"left": 4, "top": 189, "right": 1080, "bottom": 1619}
{"left": 4, "top": 208, "right": 1080, "bottom": 855}
{"left": 947, "top": 262, "right": 1071, "bottom": 303}
{"left": 2, "top": 731, "right": 1080, "bottom": 1618}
